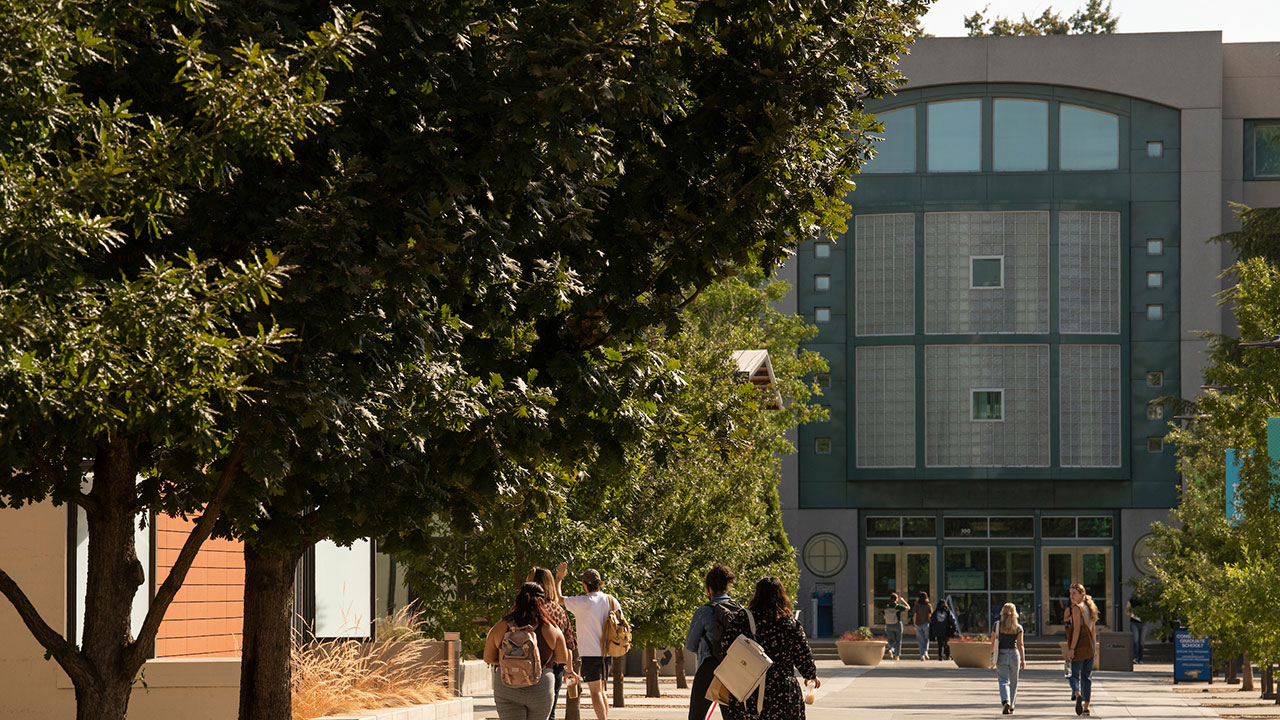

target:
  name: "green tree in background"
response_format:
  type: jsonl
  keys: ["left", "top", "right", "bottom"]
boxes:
{"left": 965, "top": 0, "right": 1117, "bottom": 36}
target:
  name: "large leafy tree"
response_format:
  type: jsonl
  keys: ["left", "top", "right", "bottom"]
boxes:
{"left": 0, "top": 3, "right": 370, "bottom": 720}
{"left": 965, "top": 0, "right": 1117, "bottom": 36}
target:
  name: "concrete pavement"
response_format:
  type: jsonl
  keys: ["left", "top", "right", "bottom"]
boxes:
{"left": 468, "top": 658, "right": 1271, "bottom": 720}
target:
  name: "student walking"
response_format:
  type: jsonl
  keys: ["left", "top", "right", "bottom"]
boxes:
{"left": 717, "top": 577, "right": 820, "bottom": 720}
{"left": 485, "top": 582, "right": 578, "bottom": 720}
{"left": 684, "top": 564, "right": 740, "bottom": 720}
{"left": 1066, "top": 583, "right": 1098, "bottom": 716}
{"left": 989, "top": 603, "right": 1026, "bottom": 714}
{"left": 883, "top": 592, "right": 910, "bottom": 661}
{"left": 930, "top": 600, "right": 959, "bottom": 661}
{"left": 911, "top": 592, "right": 933, "bottom": 660}
{"left": 528, "top": 567, "right": 577, "bottom": 720}
{"left": 555, "top": 563, "right": 616, "bottom": 720}
{"left": 1126, "top": 596, "right": 1145, "bottom": 664}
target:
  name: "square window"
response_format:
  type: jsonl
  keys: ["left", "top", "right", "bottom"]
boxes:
{"left": 1146, "top": 304, "right": 1164, "bottom": 321}
{"left": 1147, "top": 437, "right": 1164, "bottom": 453}
{"left": 1146, "top": 239, "right": 1164, "bottom": 256}
{"left": 815, "top": 373, "right": 831, "bottom": 389}
{"left": 863, "top": 107, "right": 917, "bottom": 174}
{"left": 1147, "top": 371, "right": 1164, "bottom": 388}
{"left": 1255, "top": 123, "right": 1280, "bottom": 178}
{"left": 1146, "top": 271, "right": 1163, "bottom": 289}
{"left": 1146, "top": 141, "right": 1164, "bottom": 158}
{"left": 971, "top": 389, "right": 1003, "bottom": 421}
{"left": 814, "top": 274, "right": 831, "bottom": 292}
{"left": 815, "top": 306, "right": 831, "bottom": 323}
{"left": 970, "top": 256, "right": 1004, "bottom": 289}
{"left": 1147, "top": 402, "right": 1165, "bottom": 420}
{"left": 815, "top": 242, "right": 831, "bottom": 259}
{"left": 814, "top": 437, "right": 833, "bottom": 455}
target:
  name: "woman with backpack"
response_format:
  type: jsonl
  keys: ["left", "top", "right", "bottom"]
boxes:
{"left": 484, "top": 582, "right": 579, "bottom": 720}
{"left": 717, "top": 577, "right": 820, "bottom": 720}
{"left": 930, "top": 600, "right": 959, "bottom": 661}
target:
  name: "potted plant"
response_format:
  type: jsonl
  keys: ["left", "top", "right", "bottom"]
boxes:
{"left": 948, "top": 634, "right": 993, "bottom": 669}
{"left": 835, "top": 627, "right": 888, "bottom": 666}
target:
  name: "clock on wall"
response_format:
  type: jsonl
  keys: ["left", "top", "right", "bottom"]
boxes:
{"left": 1132, "top": 533, "right": 1157, "bottom": 576}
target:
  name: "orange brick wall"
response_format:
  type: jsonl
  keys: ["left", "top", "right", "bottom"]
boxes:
{"left": 154, "top": 515, "right": 245, "bottom": 658}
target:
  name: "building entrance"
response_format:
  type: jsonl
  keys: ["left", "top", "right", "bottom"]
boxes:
{"left": 1041, "top": 547, "right": 1112, "bottom": 633}
{"left": 866, "top": 547, "right": 935, "bottom": 628}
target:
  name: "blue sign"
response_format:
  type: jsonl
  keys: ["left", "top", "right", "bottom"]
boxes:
{"left": 1173, "top": 631, "right": 1212, "bottom": 684}
{"left": 1226, "top": 449, "right": 1245, "bottom": 526}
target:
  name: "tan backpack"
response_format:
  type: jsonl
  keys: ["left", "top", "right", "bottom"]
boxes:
{"left": 498, "top": 624, "right": 542, "bottom": 688}
{"left": 603, "top": 595, "right": 632, "bottom": 657}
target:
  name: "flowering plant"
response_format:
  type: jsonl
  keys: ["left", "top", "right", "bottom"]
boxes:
{"left": 950, "top": 633, "right": 990, "bottom": 643}
{"left": 837, "top": 627, "right": 875, "bottom": 641}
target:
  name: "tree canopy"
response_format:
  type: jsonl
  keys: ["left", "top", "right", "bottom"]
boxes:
{"left": 965, "top": 0, "right": 1117, "bottom": 36}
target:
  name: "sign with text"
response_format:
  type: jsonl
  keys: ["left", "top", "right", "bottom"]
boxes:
{"left": 1226, "top": 449, "right": 1245, "bottom": 526}
{"left": 1173, "top": 631, "right": 1212, "bottom": 684}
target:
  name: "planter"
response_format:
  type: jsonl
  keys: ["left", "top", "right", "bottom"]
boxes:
{"left": 949, "top": 641, "right": 993, "bottom": 669}
{"left": 835, "top": 640, "right": 888, "bottom": 666}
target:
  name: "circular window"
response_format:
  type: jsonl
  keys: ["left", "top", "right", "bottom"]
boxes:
{"left": 803, "top": 533, "right": 847, "bottom": 578}
{"left": 1132, "top": 533, "right": 1157, "bottom": 576}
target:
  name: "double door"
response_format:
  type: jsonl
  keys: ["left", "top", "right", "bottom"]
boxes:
{"left": 1041, "top": 547, "right": 1111, "bottom": 633}
{"left": 867, "top": 548, "right": 935, "bottom": 627}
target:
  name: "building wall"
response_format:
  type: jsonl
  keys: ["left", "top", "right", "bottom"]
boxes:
{"left": 154, "top": 515, "right": 246, "bottom": 658}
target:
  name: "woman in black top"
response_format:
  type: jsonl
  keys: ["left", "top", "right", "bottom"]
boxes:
{"left": 989, "top": 603, "right": 1025, "bottom": 714}
{"left": 718, "top": 577, "right": 821, "bottom": 720}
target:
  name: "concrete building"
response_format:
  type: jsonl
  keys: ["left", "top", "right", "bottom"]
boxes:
{"left": 780, "top": 32, "right": 1280, "bottom": 638}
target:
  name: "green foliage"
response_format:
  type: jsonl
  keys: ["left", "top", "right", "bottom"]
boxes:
{"left": 965, "top": 1, "right": 1116, "bottom": 36}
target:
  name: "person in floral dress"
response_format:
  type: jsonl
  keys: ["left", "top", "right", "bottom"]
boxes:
{"left": 717, "top": 577, "right": 820, "bottom": 720}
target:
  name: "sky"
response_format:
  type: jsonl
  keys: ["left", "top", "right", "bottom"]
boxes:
{"left": 920, "top": 0, "right": 1280, "bottom": 43}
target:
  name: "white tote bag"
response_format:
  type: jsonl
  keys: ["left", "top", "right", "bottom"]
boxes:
{"left": 712, "top": 609, "right": 773, "bottom": 714}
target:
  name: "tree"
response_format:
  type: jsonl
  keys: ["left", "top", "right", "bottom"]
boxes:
{"left": 965, "top": 1, "right": 1117, "bottom": 36}
{"left": 0, "top": 3, "right": 371, "bottom": 720}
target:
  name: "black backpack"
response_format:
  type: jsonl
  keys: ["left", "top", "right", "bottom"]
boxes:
{"left": 707, "top": 598, "right": 744, "bottom": 661}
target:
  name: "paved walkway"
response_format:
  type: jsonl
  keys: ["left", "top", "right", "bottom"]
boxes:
{"left": 469, "top": 659, "right": 1280, "bottom": 719}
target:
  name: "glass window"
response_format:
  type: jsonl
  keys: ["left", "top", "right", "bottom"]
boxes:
{"left": 815, "top": 373, "right": 831, "bottom": 389}
{"left": 1146, "top": 271, "right": 1163, "bottom": 289}
{"left": 867, "top": 517, "right": 901, "bottom": 538}
{"left": 1146, "top": 141, "right": 1164, "bottom": 158}
{"left": 1147, "top": 437, "right": 1164, "bottom": 453}
{"left": 1146, "top": 239, "right": 1164, "bottom": 256}
{"left": 928, "top": 100, "right": 982, "bottom": 173}
{"left": 993, "top": 99, "right": 1048, "bottom": 171}
{"left": 990, "top": 548, "right": 1035, "bottom": 590}
{"left": 1256, "top": 123, "right": 1280, "bottom": 177}
{"left": 814, "top": 437, "right": 832, "bottom": 454}
{"left": 315, "top": 538, "right": 373, "bottom": 638}
{"left": 1147, "top": 402, "right": 1164, "bottom": 420}
{"left": 1060, "top": 104, "right": 1120, "bottom": 171}
{"left": 944, "top": 517, "right": 988, "bottom": 538}
{"left": 1146, "top": 371, "right": 1163, "bottom": 388}
{"left": 903, "top": 517, "right": 938, "bottom": 537}
{"left": 864, "top": 107, "right": 917, "bottom": 174}
{"left": 989, "top": 517, "right": 1034, "bottom": 538}
{"left": 1041, "top": 517, "right": 1076, "bottom": 538}
{"left": 815, "top": 241, "right": 831, "bottom": 259}
{"left": 815, "top": 306, "right": 831, "bottom": 323}
{"left": 1078, "top": 516, "right": 1113, "bottom": 538}
{"left": 970, "top": 256, "right": 1004, "bottom": 289}
{"left": 971, "top": 389, "right": 1003, "bottom": 421}
{"left": 1146, "top": 304, "right": 1164, "bottom": 321}
{"left": 814, "top": 274, "right": 831, "bottom": 292}
{"left": 944, "top": 548, "right": 989, "bottom": 591}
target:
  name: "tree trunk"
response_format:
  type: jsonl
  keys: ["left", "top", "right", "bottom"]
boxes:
{"left": 674, "top": 646, "right": 687, "bottom": 689}
{"left": 1244, "top": 653, "right": 1255, "bottom": 692}
{"left": 1227, "top": 659, "right": 1238, "bottom": 684}
{"left": 239, "top": 543, "right": 303, "bottom": 720}
{"left": 612, "top": 653, "right": 625, "bottom": 707}
{"left": 644, "top": 647, "right": 659, "bottom": 697}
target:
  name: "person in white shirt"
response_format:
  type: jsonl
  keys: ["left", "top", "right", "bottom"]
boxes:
{"left": 556, "top": 562, "right": 614, "bottom": 720}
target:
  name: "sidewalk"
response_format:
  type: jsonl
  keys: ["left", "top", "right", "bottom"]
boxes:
{"left": 469, "top": 659, "right": 1246, "bottom": 719}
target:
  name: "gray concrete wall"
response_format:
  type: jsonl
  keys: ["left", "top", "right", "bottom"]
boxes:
{"left": 787, "top": 508, "right": 860, "bottom": 637}
{"left": 1118, "top": 508, "right": 1173, "bottom": 632}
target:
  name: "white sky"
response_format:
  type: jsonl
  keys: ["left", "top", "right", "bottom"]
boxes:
{"left": 921, "top": 0, "right": 1280, "bottom": 43}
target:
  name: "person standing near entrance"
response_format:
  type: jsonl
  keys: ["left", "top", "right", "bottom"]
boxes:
{"left": 1126, "top": 595, "right": 1145, "bottom": 664}
{"left": 930, "top": 600, "right": 958, "bottom": 660}
{"left": 684, "top": 564, "right": 740, "bottom": 720}
{"left": 883, "top": 592, "right": 910, "bottom": 661}
{"left": 989, "top": 603, "right": 1025, "bottom": 715}
{"left": 911, "top": 592, "right": 933, "bottom": 660}
{"left": 555, "top": 563, "right": 614, "bottom": 720}
{"left": 1067, "top": 583, "right": 1098, "bottom": 716}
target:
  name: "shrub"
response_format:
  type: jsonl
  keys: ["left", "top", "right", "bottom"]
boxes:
{"left": 838, "top": 627, "right": 874, "bottom": 641}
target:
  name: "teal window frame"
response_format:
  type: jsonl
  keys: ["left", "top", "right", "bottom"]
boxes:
{"left": 1245, "top": 120, "right": 1280, "bottom": 179}
{"left": 971, "top": 388, "right": 1004, "bottom": 422}
{"left": 969, "top": 255, "right": 1004, "bottom": 289}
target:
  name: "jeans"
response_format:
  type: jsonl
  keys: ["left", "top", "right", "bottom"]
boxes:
{"left": 1132, "top": 621, "right": 1145, "bottom": 662}
{"left": 915, "top": 625, "right": 931, "bottom": 658}
{"left": 936, "top": 636, "right": 951, "bottom": 660}
{"left": 996, "top": 649, "right": 1021, "bottom": 706}
{"left": 1069, "top": 656, "right": 1094, "bottom": 703}
{"left": 688, "top": 657, "right": 720, "bottom": 720}
{"left": 885, "top": 623, "right": 903, "bottom": 658}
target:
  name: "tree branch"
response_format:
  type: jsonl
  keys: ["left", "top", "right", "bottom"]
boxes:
{"left": 126, "top": 440, "right": 244, "bottom": 670}
{"left": 0, "top": 566, "right": 94, "bottom": 687}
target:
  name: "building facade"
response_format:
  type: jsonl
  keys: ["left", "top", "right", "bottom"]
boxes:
{"left": 780, "top": 32, "right": 1280, "bottom": 637}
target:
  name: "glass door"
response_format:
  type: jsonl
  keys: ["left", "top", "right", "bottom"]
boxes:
{"left": 867, "top": 548, "right": 936, "bottom": 628}
{"left": 1041, "top": 547, "right": 1112, "bottom": 633}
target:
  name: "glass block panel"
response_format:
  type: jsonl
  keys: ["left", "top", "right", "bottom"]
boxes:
{"left": 903, "top": 517, "right": 937, "bottom": 537}
{"left": 1060, "top": 104, "right": 1119, "bottom": 170}
{"left": 928, "top": 100, "right": 982, "bottom": 172}
{"left": 993, "top": 99, "right": 1048, "bottom": 171}
{"left": 1059, "top": 211, "right": 1121, "bottom": 334}
{"left": 856, "top": 346, "right": 916, "bottom": 468}
{"left": 1060, "top": 344, "right": 1122, "bottom": 467}
{"left": 924, "top": 211, "right": 1049, "bottom": 334}
{"left": 863, "top": 107, "right": 916, "bottom": 173}
{"left": 1256, "top": 124, "right": 1280, "bottom": 177}
{"left": 925, "top": 344, "right": 1050, "bottom": 467}
{"left": 855, "top": 213, "right": 915, "bottom": 336}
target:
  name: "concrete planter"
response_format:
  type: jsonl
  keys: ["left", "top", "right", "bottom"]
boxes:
{"left": 835, "top": 640, "right": 888, "bottom": 666}
{"left": 310, "top": 696, "right": 473, "bottom": 720}
{"left": 949, "top": 642, "right": 992, "bottom": 669}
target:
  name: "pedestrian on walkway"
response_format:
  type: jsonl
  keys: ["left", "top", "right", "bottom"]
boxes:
{"left": 684, "top": 563, "right": 740, "bottom": 720}
{"left": 883, "top": 592, "right": 910, "bottom": 661}
{"left": 527, "top": 567, "right": 577, "bottom": 720}
{"left": 484, "top": 582, "right": 578, "bottom": 720}
{"left": 1066, "top": 583, "right": 1098, "bottom": 716}
{"left": 1126, "top": 595, "right": 1145, "bottom": 664}
{"left": 911, "top": 592, "right": 933, "bottom": 660}
{"left": 930, "top": 600, "right": 958, "bottom": 661}
{"left": 555, "top": 563, "right": 617, "bottom": 720}
{"left": 717, "top": 577, "right": 820, "bottom": 720}
{"left": 989, "top": 603, "right": 1026, "bottom": 715}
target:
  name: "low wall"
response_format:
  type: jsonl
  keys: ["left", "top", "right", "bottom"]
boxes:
{"left": 458, "top": 660, "right": 492, "bottom": 697}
